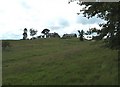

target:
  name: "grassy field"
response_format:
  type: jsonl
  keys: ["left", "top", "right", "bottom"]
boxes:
{"left": 2, "top": 38, "right": 118, "bottom": 85}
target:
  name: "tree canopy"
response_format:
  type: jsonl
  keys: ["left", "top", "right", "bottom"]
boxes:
{"left": 24, "top": 28, "right": 27, "bottom": 33}
{"left": 69, "top": 1, "right": 120, "bottom": 49}
{"left": 78, "top": 30, "right": 84, "bottom": 41}
{"left": 30, "top": 28, "right": 38, "bottom": 37}
{"left": 41, "top": 29, "right": 50, "bottom": 35}
{"left": 23, "top": 28, "right": 28, "bottom": 40}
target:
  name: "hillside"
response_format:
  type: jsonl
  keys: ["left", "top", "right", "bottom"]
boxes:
{"left": 2, "top": 38, "right": 118, "bottom": 85}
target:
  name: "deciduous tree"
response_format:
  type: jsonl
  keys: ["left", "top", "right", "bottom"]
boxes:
{"left": 69, "top": 1, "right": 120, "bottom": 49}
{"left": 30, "top": 28, "right": 38, "bottom": 39}
{"left": 23, "top": 28, "right": 28, "bottom": 40}
{"left": 78, "top": 30, "right": 84, "bottom": 41}
{"left": 41, "top": 29, "right": 50, "bottom": 38}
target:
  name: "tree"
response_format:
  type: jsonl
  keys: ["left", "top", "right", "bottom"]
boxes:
{"left": 74, "top": 34, "right": 77, "bottom": 37}
{"left": 78, "top": 30, "right": 84, "bottom": 41}
{"left": 86, "top": 29, "right": 92, "bottom": 35}
{"left": 41, "top": 29, "right": 50, "bottom": 38}
{"left": 69, "top": 1, "right": 120, "bottom": 49}
{"left": 89, "top": 27, "right": 101, "bottom": 35}
{"left": 30, "top": 28, "right": 38, "bottom": 39}
{"left": 23, "top": 28, "right": 28, "bottom": 40}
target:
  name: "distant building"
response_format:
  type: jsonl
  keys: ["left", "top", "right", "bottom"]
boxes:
{"left": 62, "top": 34, "right": 77, "bottom": 39}
{"left": 37, "top": 34, "right": 45, "bottom": 39}
{"left": 48, "top": 32, "right": 60, "bottom": 38}
{"left": 83, "top": 35, "right": 93, "bottom": 40}
{"left": 83, "top": 32, "right": 99, "bottom": 40}
{"left": 37, "top": 32, "right": 60, "bottom": 39}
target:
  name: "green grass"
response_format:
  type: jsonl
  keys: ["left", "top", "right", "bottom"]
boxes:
{"left": 2, "top": 38, "right": 118, "bottom": 85}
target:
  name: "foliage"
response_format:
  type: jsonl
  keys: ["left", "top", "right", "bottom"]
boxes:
{"left": 82, "top": 2, "right": 120, "bottom": 49}
{"left": 69, "top": 1, "right": 120, "bottom": 49}
{"left": 86, "top": 30, "right": 92, "bottom": 35}
{"left": 78, "top": 30, "right": 84, "bottom": 41}
{"left": 30, "top": 28, "right": 38, "bottom": 38}
{"left": 90, "top": 27, "right": 101, "bottom": 34}
{"left": 74, "top": 34, "right": 77, "bottom": 37}
{"left": 23, "top": 28, "right": 28, "bottom": 40}
{"left": 41, "top": 29, "right": 50, "bottom": 38}
{"left": 41, "top": 29, "right": 50, "bottom": 34}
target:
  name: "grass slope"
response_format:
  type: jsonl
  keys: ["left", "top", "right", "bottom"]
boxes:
{"left": 2, "top": 38, "right": 118, "bottom": 85}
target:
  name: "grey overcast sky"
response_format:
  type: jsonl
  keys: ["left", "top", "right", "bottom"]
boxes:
{"left": 0, "top": 0, "right": 106, "bottom": 40}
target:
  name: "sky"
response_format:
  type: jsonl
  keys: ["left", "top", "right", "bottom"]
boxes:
{"left": 0, "top": 0, "right": 106, "bottom": 40}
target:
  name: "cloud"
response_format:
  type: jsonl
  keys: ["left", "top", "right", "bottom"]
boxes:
{"left": 0, "top": 0, "right": 105, "bottom": 40}
{"left": 20, "top": 0, "right": 31, "bottom": 10}
{"left": 47, "top": 18, "right": 69, "bottom": 30}
{"left": 76, "top": 15, "right": 105, "bottom": 25}
{"left": 59, "top": 18, "right": 70, "bottom": 28}
{"left": 1, "top": 33, "right": 22, "bottom": 40}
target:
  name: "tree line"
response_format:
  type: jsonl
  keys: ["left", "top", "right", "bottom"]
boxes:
{"left": 22, "top": 28, "right": 60, "bottom": 40}
{"left": 22, "top": 27, "right": 101, "bottom": 41}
